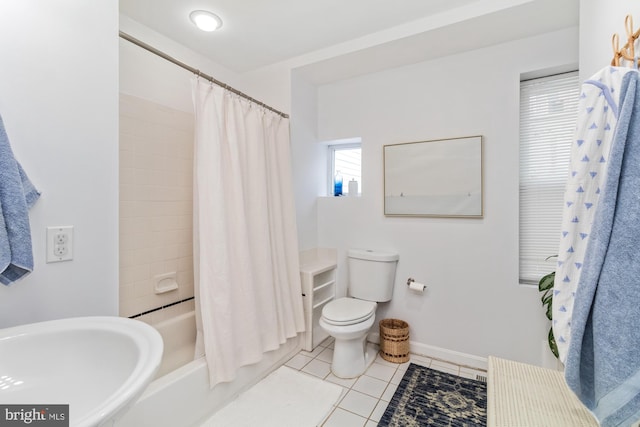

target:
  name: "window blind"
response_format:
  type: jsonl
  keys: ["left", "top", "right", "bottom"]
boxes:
{"left": 519, "top": 71, "right": 580, "bottom": 285}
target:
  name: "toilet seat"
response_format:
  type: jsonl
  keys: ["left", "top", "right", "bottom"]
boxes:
{"left": 321, "top": 298, "right": 376, "bottom": 326}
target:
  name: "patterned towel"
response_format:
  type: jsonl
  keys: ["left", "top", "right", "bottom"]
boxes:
{"left": 565, "top": 70, "right": 640, "bottom": 427}
{"left": 553, "top": 66, "right": 635, "bottom": 362}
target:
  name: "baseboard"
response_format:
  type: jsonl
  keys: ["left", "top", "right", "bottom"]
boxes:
{"left": 409, "top": 342, "right": 488, "bottom": 370}
{"left": 369, "top": 332, "right": 488, "bottom": 371}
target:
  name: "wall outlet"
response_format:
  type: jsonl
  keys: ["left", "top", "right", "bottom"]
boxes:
{"left": 46, "top": 226, "right": 74, "bottom": 263}
{"left": 54, "top": 233, "right": 67, "bottom": 245}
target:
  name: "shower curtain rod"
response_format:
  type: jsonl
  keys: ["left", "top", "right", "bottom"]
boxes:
{"left": 119, "top": 31, "right": 289, "bottom": 119}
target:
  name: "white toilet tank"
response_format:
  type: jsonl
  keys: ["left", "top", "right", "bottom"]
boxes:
{"left": 348, "top": 249, "right": 399, "bottom": 302}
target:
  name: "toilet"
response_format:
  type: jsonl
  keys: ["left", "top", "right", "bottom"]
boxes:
{"left": 319, "top": 248, "right": 399, "bottom": 378}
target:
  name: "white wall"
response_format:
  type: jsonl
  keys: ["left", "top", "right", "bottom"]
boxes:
{"left": 290, "top": 72, "right": 324, "bottom": 250}
{"left": 0, "top": 1, "right": 119, "bottom": 328}
{"left": 311, "top": 27, "right": 579, "bottom": 366}
{"left": 580, "top": 0, "right": 640, "bottom": 80}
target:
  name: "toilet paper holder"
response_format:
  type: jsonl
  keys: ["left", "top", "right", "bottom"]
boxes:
{"left": 406, "top": 277, "right": 426, "bottom": 292}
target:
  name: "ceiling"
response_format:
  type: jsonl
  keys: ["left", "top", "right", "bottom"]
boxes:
{"left": 119, "top": 0, "right": 579, "bottom": 84}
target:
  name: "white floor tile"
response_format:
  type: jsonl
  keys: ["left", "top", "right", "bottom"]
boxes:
{"left": 369, "top": 399, "right": 389, "bottom": 422}
{"left": 381, "top": 382, "right": 399, "bottom": 402}
{"left": 326, "top": 373, "right": 358, "bottom": 388}
{"left": 317, "top": 347, "right": 334, "bottom": 363}
{"left": 300, "top": 346, "right": 325, "bottom": 358}
{"left": 285, "top": 353, "right": 313, "bottom": 370}
{"left": 320, "top": 337, "right": 335, "bottom": 348}
{"left": 396, "top": 360, "right": 412, "bottom": 372}
{"left": 364, "top": 421, "right": 379, "bottom": 427}
{"left": 322, "top": 408, "right": 367, "bottom": 427}
{"left": 365, "top": 362, "right": 397, "bottom": 382}
{"left": 302, "top": 359, "right": 332, "bottom": 379}
{"left": 390, "top": 368, "right": 406, "bottom": 385}
{"left": 352, "top": 375, "right": 388, "bottom": 399}
{"left": 338, "top": 390, "right": 378, "bottom": 418}
{"left": 317, "top": 409, "right": 335, "bottom": 427}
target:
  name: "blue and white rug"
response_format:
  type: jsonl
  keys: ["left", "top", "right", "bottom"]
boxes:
{"left": 378, "top": 363, "right": 487, "bottom": 427}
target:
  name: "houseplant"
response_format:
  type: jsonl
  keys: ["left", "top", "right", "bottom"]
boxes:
{"left": 539, "top": 268, "right": 559, "bottom": 358}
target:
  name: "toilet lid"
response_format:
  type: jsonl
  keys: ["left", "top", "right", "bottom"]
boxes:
{"left": 322, "top": 298, "right": 376, "bottom": 326}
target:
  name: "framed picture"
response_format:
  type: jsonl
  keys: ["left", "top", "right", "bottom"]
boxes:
{"left": 384, "top": 136, "right": 483, "bottom": 217}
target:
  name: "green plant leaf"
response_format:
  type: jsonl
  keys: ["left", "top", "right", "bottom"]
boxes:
{"left": 538, "top": 260, "right": 559, "bottom": 359}
{"left": 538, "top": 271, "right": 555, "bottom": 292}
{"left": 548, "top": 327, "right": 559, "bottom": 358}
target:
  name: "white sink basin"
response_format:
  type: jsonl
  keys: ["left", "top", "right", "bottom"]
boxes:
{"left": 0, "top": 316, "right": 163, "bottom": 427}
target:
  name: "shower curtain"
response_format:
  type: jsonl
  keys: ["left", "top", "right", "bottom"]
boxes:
{"left": 191, "top": 79, "right": 305, "bottom": 387}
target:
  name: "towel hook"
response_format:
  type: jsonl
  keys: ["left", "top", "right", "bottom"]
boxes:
{"left": 626, "top": 15, "right": 635, "bottom": 63}
{"left": 612, "top": 33, "right": 622, "bottom": 66}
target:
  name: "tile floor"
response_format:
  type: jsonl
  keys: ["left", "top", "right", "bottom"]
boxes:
{"left": 284, "top": 338, "right": 487, "bottom": 427}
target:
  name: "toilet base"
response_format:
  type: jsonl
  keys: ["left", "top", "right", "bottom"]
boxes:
{"left": 331, "top": 341, "right": 378, "bottom": 379}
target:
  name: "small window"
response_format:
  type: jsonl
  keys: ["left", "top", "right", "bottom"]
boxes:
{"left": 328, "top": 142, "right": 361, "bottom": 196}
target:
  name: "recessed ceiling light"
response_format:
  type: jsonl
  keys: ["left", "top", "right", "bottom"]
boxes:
{"left": 189, "top": 10, "right": 223, "bottom": 32}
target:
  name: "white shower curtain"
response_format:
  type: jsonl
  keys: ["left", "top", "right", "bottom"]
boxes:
{"left": 191, "top": 79, "right": 305, "bottom": 387}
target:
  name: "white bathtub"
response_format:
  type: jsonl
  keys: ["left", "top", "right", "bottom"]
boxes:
{"left": 115, "top": 310, "right": 300, "bottom": 427}
{"left": 153, "top": 311, "right": 198, "bottom": 379}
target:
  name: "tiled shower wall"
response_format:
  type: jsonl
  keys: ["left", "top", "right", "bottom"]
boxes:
{"left": 119, "top": 94, "right": 194, "bottom": 320}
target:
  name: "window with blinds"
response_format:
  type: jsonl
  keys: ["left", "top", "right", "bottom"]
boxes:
{"left": 519, "top": 71, "right": 580, "bottom": 285}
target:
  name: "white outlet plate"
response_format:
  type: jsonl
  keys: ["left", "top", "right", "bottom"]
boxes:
{"left": 46, "top": 226, "right": 74, "bottom": 263}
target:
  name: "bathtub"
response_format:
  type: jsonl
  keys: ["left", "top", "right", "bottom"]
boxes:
{"left": 115, "top": 310, "right": 300, "bottom": 427}
{"left": 153, "top": 311, "right": 198, "bottom": 379}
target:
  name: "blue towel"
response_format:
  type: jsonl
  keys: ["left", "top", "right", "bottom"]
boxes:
{"left": 565, "top": 70, "right": 640, "bottom": 426}
{"left": 0, "top": 114, "right": 41, "bottom": 285}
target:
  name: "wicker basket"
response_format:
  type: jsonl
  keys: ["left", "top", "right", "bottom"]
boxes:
{"left": 379, "top": 318, "right": 410, "bottom": 363}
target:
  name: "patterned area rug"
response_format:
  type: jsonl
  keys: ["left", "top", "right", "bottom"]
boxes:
{"left": 378, "top": 363, "right": 487, "bottom": 427}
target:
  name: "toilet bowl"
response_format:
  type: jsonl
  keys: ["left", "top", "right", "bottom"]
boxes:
{"left": 319, "top": 298, "right": 377, "bottom": 378}
{"left": 319, "top": 249, "right": 399, "bottom": 378}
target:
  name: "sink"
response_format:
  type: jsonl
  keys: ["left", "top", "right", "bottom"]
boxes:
{"left": 0, "top": 316, "right": 163, "bottom": 427}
